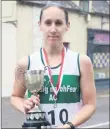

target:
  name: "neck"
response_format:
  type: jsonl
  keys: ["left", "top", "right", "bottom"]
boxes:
{"left": 43, "top": 44, "right": 64, "bottom": 56}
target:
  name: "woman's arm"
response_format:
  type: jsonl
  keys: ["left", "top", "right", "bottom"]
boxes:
{"left": 10, "top": 56, "right": 28, "bottom": 113}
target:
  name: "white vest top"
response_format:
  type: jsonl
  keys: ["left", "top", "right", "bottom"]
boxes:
{"left": 28, "top": 48, "right": 82, "bottom": 128}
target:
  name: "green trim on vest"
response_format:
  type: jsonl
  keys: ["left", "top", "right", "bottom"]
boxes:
{"left": 40, "top": 48, "right": 61, "bottom": 69}
{"left": 28, "top": 75, "right": 80, "bottom": 103}
{"left": 28, "top": 55, "right": 30, "bottom": 70}
{"left": 77, "top": 53, "right": 81, "bottom": 76}
{"left": 27, "top": 55, "right": 30, "bottom": 97}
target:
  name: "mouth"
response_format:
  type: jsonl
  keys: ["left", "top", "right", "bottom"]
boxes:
{"left": 48, "top": 36, "right": 59, "bottom": 39}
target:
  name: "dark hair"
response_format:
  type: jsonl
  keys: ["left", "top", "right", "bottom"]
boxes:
{"left": 39, "top": 2, "right": 69, "bottom": 24}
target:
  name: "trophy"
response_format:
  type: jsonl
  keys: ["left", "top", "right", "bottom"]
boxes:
{"left": 22, "top": 69, "right": 51, "bottom": 129}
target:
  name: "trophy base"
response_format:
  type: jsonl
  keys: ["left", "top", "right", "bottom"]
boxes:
{"left": 22, "top": 111, "right": 51, "bottom": 129}
{"left": 22, "top": 121, "right": 51, "bottom": 129}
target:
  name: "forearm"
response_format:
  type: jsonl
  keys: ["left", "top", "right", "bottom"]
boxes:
{"left": 11, "top": 96, "right": 25, "bottom": 114}
{"left": 70, "top": 104, "right": 96, "bottom": 127}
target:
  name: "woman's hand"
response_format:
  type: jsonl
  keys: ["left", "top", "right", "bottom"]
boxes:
{"left": 23, "top": 94, "right": 40, "bottom": 114}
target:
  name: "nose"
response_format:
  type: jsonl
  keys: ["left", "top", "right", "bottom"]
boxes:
{"left": 50, "top": 23, "right": 57, "bottom": 33}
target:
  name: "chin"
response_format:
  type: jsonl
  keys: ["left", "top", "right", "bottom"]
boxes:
{"left": 49, "top": 40, "right": 58, "bottom": 45}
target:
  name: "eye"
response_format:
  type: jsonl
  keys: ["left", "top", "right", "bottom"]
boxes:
{"left": 45, "top": 20, "right": 52, "bottom": 26}
{"left": 55, "top": 20, "right": 63, "bottom": 26}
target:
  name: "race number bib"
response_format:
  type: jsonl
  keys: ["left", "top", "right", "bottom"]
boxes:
{"left": 41, "top": 103, "right": 81, "bottom": 127}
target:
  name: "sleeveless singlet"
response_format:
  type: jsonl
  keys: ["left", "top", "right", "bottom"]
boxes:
{"left": 27, "top": 48, "right": 82, "bottom": 127}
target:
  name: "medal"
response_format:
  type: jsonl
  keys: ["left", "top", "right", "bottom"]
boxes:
{"left": 53, "top": 97, "right": 57, "bottom": 108}
{"left": 42, "top": 47, "right": 66, "bottom": 108}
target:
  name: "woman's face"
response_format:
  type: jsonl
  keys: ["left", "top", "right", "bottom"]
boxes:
{"left": 39, "top": 6, "right": 70, "bottom": 46}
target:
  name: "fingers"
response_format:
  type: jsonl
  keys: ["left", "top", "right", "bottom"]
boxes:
{"left": 23, "top": 94, "right": 40, "bottom": 113}
{"left": 31, "top": 95, "right": 40, "bottom": 105}
{"left": 23, "top": 100, "right": 33, "bottom": 113}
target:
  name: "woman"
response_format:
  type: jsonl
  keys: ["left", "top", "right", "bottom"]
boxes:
{"left": 11, "top": 2, "right": 96, "bottom": 128}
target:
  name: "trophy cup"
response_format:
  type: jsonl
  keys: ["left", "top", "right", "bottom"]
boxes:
{"left": 22, "top": 69, "right": 51, "bottom": 129}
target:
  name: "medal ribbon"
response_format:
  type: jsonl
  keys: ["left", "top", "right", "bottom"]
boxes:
{"left": 42, "top": 47, "right": 66, "bottom": 99}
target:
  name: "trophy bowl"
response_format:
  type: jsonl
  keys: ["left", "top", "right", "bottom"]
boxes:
{"left": 22, "top": 69, "right": 51, "bottom": 129}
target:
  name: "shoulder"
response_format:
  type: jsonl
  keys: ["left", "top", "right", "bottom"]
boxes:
{"left": 67, "top": 48, "right": 78, "bottom": 56}
{"left": 79, "top": 55, "right": 92, "bottom": 66}
{"left": 16, "top": 56, "right": 29, "bottom": 71}
{"left": 16, "top": 51, "right": 40, "bottom": 71}
{"left": 67, "top": 48, "right": 92, "bottom": 66}
{"left": 79, "top": 55, "right": 93, "bottom": 73}
{"left": 17, "top": 51, "right": 39, "bottom": 66}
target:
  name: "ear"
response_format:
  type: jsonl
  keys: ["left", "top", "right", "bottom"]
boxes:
{"left": 38, "top": 21, "right": 42, "bottom": 31}
{"left": 65, "top": 22, "right": 70, "bottom": 31}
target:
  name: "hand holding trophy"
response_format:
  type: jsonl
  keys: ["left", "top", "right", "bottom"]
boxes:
{"left": 22, "top": 69, "right": 51, "bottom": 129}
